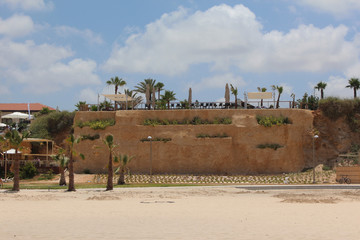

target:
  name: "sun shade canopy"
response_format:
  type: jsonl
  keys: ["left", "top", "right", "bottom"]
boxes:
{"left": 103, "top": 94, "right": 134, "bottom": 102}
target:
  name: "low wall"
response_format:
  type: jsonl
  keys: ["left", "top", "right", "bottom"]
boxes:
{"left": 73, "top": 109, "right": 314, "bottom": 174}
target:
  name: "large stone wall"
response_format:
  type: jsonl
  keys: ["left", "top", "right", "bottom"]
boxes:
{"left": 73, "top": 109, "right": 314, "bottom": 174}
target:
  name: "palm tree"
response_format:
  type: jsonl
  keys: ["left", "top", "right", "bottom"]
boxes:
{"left": 161, "top": 90, "right": 176, "bottom": 109}
{"left": 106, "top": 76, "right": 126, "bottom": 95}
{"left": 65, "top": 134, "right": 84, "bottom": 191}
{"left": 315, "top": 81, "right": 327, "bottom": 99}
{"left": 230, "top": 84, "right": 238, "bottom": 109}
{"left": 4, "top": 130, "right": 30, "bottom": 191}
{"left": 154, "top": 82, "right": 164, "bottom": 100}
{"left": 346, "top": 78, "right": 360, "bottom": 98}
{"left": 114, "top": 154, "right": 134, "bottom": 185}
{"left": 103, "top": 134, "right": 117, "bottom": 191}
{"left": 257, "top": 87, "right": 267, "bottom": 107}
{"left": 271, "top": 85, "right": 283, "bottom": 109}
{"left": 290, "top": 93, "right": 296, "bottom": 108}
{"left": 51, "top": 148, "right": 69, "bottom": 186}
{"left": 124, "top": 89, "right": 143, "bottom": 109}
{"left": 134, "top": 78, "right": 157, "bottom": 95}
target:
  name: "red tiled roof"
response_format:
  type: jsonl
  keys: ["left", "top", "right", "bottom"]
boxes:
{"left": 0, "top": 103, "right": 55, "bottom": 112}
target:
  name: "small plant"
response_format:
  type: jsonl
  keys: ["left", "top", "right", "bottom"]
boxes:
{"left": 20, "top": 162, "right": 38, "bottom": 179}
{"left": 140, "top": 137, "right": 172, "bottom": 143}
{"left": 256, "top": 115, "right": 291, "bottom": 127}
{"left": 257, "top": 143, "right": 284, "bottom": 150}
{"left": 322, "top": 165, "right": 332, "bottom": 171}
{"left": 76, "top": 119, "right": 115, "bottom": 130}
{"left": 38, "top": 170, "right": 54, "bottom": 180}
{"left": 196, "top": 133, "right": 229, "bottom": 138}
{"left": 143, "top": 117, "right": 232, "bottom": 126}
{"left": 81, "top": 134, "right": 100, "bottom": 141}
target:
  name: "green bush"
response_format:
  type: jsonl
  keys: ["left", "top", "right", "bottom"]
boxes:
{"left": 140, "top": 137, "right": 172, "bottom": 143}
{"left": 38, "top": 170, "right": 54, "bottom": 180}
{"left": 29, "top": 111, "right": 75, "bottom": 139}
{"left": 77, "top": 119, "right": 115, "bottom": 130}
{"left": 257, "top": 143, "right": 284, "bottom": 150}
{"left": 20, "top": 162, "right": 38, "bottom": 179}
{"left": 196, "top": 133, "right": 229, "bottom": 138}
{"left": 143, "top": 117, "right": 232, "bottom": 126}
{"left": 81, "top": 134, "right": 100, "bottom": 141}
{"left": 256, "top": 115, "right": 291, "bottom": 127}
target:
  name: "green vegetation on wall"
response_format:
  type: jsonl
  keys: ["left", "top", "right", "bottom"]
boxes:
{"left": 143, "top": 116, "right": 232, "bottom": 126}
{"left": 140, "top": 137, "right": 172, "bottom": 143}
{"left": 81, "top": 134, "right": 100, "bottom": 141}
{"left": 319, "top": 98, "right": 360, "bottom": 131}
{"left": 29, "top": 111, "right": 75, "bottom": 140}
{"left": 196, "top": 133, "right": 229, "bottom": 138}
{"left": 256, "top": 115, "right": 291, "bottom": 127}
{"left": 77, "top": 119, "right": 115, "bottom": 130}
{"left": 257, "top": 143, "right": 284, "bottom": 150}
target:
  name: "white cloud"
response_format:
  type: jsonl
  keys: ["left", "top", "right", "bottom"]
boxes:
{"left": 0, "top": 15, "right": 34, "bottom": 38}
{"left": 0, "top": 39, "right": 101, "bottom": 94}
{"left": 279, "top": 83, "right": 293, "bottom": 96}
{"left": 104, "top": 4, "right": 359, "bottom": 76}
{"left": 295, "top": 0, "right": 360, "bottom": 17}
{"left": 193, "top": 73, "right": 246, "bottom": 92}
{"left": 79, "top": 88, "right": 99, "bottom": 103}
{"left": 0, "top": 85, "right": 10, "bottom": 95}
{"left": 325, "top": 76, "right": 351, "bottom": 98}
{"left": 55, "top": 26, "right": 104, "bottom": 45}
{"left": 0, "top": 0, "right": 53, "bottom": 11}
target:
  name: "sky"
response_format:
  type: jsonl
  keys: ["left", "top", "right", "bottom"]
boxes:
{"left": 0, "top": 0, "right": 360, "bottom": 111}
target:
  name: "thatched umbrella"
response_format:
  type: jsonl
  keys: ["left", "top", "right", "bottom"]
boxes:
{"left": 145, "top": 84, "right": 150, "bottom": 109}
{"left": 188, "top": 88, "right": 192, "bottom": 109}
{"left": 152, "top": 88, "right": 156, "bottom": 109}
{"left": 225, "top": 83, "right": 230, "bottom": 107}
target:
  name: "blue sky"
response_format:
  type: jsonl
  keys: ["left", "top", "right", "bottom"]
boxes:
{"left": 1, "top": 0, "right": 360, "bottom": 110}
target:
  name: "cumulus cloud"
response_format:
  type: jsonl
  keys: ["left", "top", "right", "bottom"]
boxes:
{"left": 0, "top": 0, "right": 53, "bottom": 11}
{"left": 294, "top": 0, "right": 360, "bottom": 17}
{"left": 193, "top": 73, "right": 245, "bottom": 92}
{"left": 55, "top": 26, "right": 104, "bottom": 45}
{"left": 0, "top": 15, "right": 34, "bottom": 38}
{"left": 104, "top": 4, "right": 359, "bottom": 76}
{"left": 0, "top": 39, "right": 101, "bottom": 94}
{"left": 79, "top": 88, "right": 99, "bottom": 103}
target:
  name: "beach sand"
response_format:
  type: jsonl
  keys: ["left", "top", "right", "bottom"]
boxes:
{"left": 1, "top": 186, "right": 360, "bottom": 240}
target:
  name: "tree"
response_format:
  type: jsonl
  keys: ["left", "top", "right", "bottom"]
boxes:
{"left": 271, "top": 85, "right": 283, "bottom": 109}
{"left": 134, "top": 78, "right": 157, "bottom": 105}
{"left": 230, "top": 84, "right": 238, "bottom": 109}
{"left": 106, "top": 76, "right": 126, "bottom": 95}
{"left": 4, "top": 130, "right": 30, "bottom": 191}
{"left": 257, "top": 87, "right": 267, "bottom": 107}
{"left": 114, "top": 154, "right": 134, "bottom": 185}
{"left": 65, "top": 134, "right": 84, "bottom": 191}
{"left": 51, "top": 148, "right": 69, "bottom": 186}
{"left": 290, "top": 93, "right": 296, "bottom": 108}
{"left": 161, "top": 90, "right": 176, "bottom": 109}
{"left": 124, "top": 89, "right": 143, "bottom": 109}
{"left": 103, "top": 134, "right": 117, "bottom": 191}
{"left": 75, "top": 101, "right": 88, "bottom": 111}
{"left": 154, "top": 82, "right": 164, "bottom": 100}
{"left": 346, "top": 78, "right": 360, "bottom": 99}
{"left": 315, "top": 81, "right": 327, "bottom": 99}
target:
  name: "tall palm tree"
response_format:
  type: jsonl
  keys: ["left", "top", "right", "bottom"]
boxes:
{"left": 271, "top": 85, "right": 283, "bottom": 109}
{"left": 257, "top": 87, "right": 267, "bottom": 107}
{"left": 4, "top": 130, "right": 30, "bottom": 191}
{"left": 134, "top": 78, "right": 157, "bottom": 95}
{"left": 346, "top": 78, "right": 360, "bottom": 99}
{"left": 114, "top": 154, "right": 134, "bottom": 185}
{"left": 51, "top": 148, "right": 69, "bottom": 186}
{"left": 290, "top": 93, "right": 296, "bottom": 108}
{"left": 154, "top": 82, "right": 164, "bottom": 100}
{"left": 315, "top": 81, "right": 327, "bottom": 99}
{"left": 103, "top": 134, "right": 117, "bottom": 191}
{"left": 161, "top": 90, "right": 176, "bottom": 109}
{"left": 106, "top": 76, "right": 126, "bottom": 95}
{"left": 65, "top": 134, "right": 84, "bottom": 192}
{"left": 230, "top": 84, "right": 238, "bottom": 109}
{"left": 124, "top": 89, "right": 143, "bottom": 109}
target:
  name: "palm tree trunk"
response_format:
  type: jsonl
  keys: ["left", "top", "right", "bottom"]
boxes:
{"left": 59, "top": 167, "right": 66, "bottom": 186}
{"left": 12, "top": 150, "right": 20, "bottom": 191}
{"left": 276, "top": 94, "right": 281, "bottom": 109}
{"left": 354, "top": 88, "right": 357, "bottom": 99}
{"left": 68, "top": 153, "right": 75, "bottom": 191}
{"left": 118, "top": 167, "right": 125, "bottom": 185}
{"left": 158, "top": 89, "right": 161, "bottom": 100}
{"left": 235, "top": 97, "right": 238, "bottom": 109}
{"left": 106, "top": 152, "right": 113, "bottom": 191}
{"left": 321, "top": 89, "right": 324, "bottom": 99}
{"left": 261, "top": 99, "right": 263, "bottom": 107}
{"left": 167, "top": 101, "right": 170, "bottom": 109}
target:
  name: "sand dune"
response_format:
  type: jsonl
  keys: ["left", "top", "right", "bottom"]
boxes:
{"left": 1, "top": 186, "right": 360, "bottom": 239}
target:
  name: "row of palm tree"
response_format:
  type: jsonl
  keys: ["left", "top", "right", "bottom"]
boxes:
{"left": 315, "top": 78, "right": 360, "bottom": 100}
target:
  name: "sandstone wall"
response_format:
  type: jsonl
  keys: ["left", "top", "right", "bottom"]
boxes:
{"left": 73, "top": 109, "right": 314, "bottom": 174}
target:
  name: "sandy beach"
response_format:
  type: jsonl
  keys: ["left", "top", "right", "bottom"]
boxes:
{"left": 1, "top": 186, "right": 360, "bottom": 240}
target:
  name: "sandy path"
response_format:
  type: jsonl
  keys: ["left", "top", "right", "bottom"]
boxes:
{"left": 1, "top": 186, "right": 360, "bottom": 240}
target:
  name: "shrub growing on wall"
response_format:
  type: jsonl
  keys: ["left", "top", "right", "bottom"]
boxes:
{"left": 77, "top": 119, "right": 115, "bottom": 130}
{"left": 256, "top": 115, "right": 291, "bottom": 127}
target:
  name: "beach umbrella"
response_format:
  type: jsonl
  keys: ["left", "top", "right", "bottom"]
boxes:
{"left": 225, "top": 84, "right": 230, "bottom": 105}
{"left": 188, "top": 88, "right": 192, "bottom": 109}
{"left": 2, "top": 112, "right": 33, "bottom": 120}
{"left": 152, "top": 88, "right": 156, "bottom": 109}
